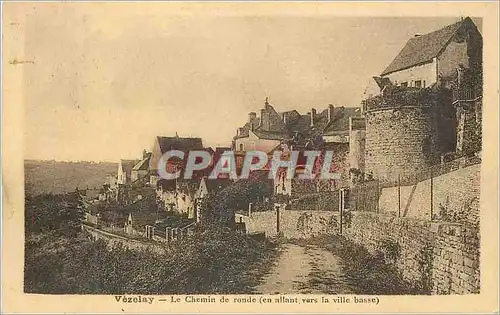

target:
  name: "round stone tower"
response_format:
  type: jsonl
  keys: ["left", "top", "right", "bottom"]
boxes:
{"left": 364, "top": 105, "right": 442, "bottom": 184}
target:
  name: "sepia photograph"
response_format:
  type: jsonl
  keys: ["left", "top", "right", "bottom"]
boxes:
{"left": 2, "top": 2, "right": 499, "bottom": 314}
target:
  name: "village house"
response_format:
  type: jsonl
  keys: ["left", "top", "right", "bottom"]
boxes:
{"left": 156, "top": 146, "right": 235, "bottom": 219}
{"left": 360, "top": 17, "right": 482, "bottom": 183}
{"left": 131, "top": 150, "right": 152, "bottom": 183}
{"left": 148, "top": 135, "right": 204, "bottom": 185}
{"left": 150, "top": 135, "right": 237, "bottom": 219}
{"left": 117, "top": 159, "right": 140, "bottom": 185}
{"left": 384, "top": 17, "right": 481, "bottom": 90}
{"left": 364, "top": 17, "right": 482, "bottom": 99}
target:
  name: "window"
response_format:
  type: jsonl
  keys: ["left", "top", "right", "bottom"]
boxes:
{"left": 239, "top": 143, "right": 244, "bottom": 151}
{"left": 400, "top": 82, "right": 408, "bottom": 87}
{"left": 415, "top": 80, "right": 422, "bottom": 88}
{"left": 423, "top": 80, "right": 426, "bottom": 88}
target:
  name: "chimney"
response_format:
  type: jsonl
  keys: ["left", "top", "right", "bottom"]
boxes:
{"left": 281, "top": 112, "right": 287, "bottom": 124}
{"left": 310, "top": 108, "right": 316, "bottom": 127}
{"left": 265, "top": 97, "right": 270, "bottom": 109}
{"left": 142, "top": 149, "right": 148, "bottom": 159}
{"left": 260, "top": 108, "right": 267, "bottom": 130}
{"left": 248, "top": 112, "right": 256, "bottom": 123}
{"left": 328, "top": 104, "right": 335, "bottom": 123}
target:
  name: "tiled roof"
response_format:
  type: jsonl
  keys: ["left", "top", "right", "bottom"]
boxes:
{"left": 234, "top": 117, "right": 261, "bottom": 139}
{"left": 373, "top": 76, "right": 392, "bottom": 89}
{"left": 132, "top": 156, "right": 150, "bottom": 171}
{"left": 252, "top": 129, "right": 288, "bottom": 140}
{"left": 381, "top": 18, "right": 469, "bottom": 76}
{"left": 323, "top": 107, "right": 362, "bottom": 135}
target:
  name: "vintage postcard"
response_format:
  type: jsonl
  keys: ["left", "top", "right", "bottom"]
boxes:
{"left": 2, "top": 1, "right": 499, "bottom": 314}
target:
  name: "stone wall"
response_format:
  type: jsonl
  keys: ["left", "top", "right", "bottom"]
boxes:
{"left": 235, "top": 210, "right": 340, "bottom": 239}
{"left": 343, "top": 212, "right": 480, "bottom": 294}
{"left": 236, "top": 209, "right": 480, "bottom": 294}
{"left": 82, "top": 224, "right": 164, "bottom": 253}
{"left": 378, "top": 164, "right": 480, "bottom": 226}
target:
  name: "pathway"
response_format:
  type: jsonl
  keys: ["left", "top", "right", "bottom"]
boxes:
{"left": 254, "top": 243, "right": 356, "bottom": 294}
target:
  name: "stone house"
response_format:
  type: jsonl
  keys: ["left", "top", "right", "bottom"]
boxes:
{"left": 361, "top": 17, "right": 482, "bottom": 184}
{"left": 156, "top": 178, "right": 200, "bottom": 219}
{"left": 148, "top": 135, "right": 204, "bottom": 185}
{"left": 379, "top": 17, "right": 482, "bottom": 91}
{"left": 131, "top": 150, "right": 151, "bottom": 183}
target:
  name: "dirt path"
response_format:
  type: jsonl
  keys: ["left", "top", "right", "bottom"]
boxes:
{"left": 254, "top": 243, "right": 355, "bottom": 294}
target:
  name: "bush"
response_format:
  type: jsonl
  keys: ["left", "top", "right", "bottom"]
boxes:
{"left": 25, "top": 193, "right": 84, "bottom": 237}
{"left": 24, "top": 228, "right": 277, "bottom": 294}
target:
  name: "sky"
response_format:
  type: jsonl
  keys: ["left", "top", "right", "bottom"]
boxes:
{"left": 15, "top": 4, "right": 482, "bottom": 162}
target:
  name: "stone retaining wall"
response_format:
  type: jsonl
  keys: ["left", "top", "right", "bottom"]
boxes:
{"left": 237, "top": 210, "right": 480, "bottom": 294}
{"left": 343, "top": 212, "right": 479, "bottom": 294}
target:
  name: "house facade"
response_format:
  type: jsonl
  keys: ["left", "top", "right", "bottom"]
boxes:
{"left": 131, "top": 150, "right": 151, "bottom": 183}
{"left": 361, "top": 17, "right": 482, "bottom": 184}
{"left": 380, "top": 17, "right": 482, "bottom": 91}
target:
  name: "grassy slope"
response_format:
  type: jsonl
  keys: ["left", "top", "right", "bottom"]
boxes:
{"left": 25, "top": 160, "right": 117, "bottom": 195}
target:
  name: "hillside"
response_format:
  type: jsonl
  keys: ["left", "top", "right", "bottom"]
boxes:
{"left": 25, "top": 160, "right": 118, "bottom": 196}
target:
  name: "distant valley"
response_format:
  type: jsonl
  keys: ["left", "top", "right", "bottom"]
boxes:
{"left": 25, "top": 160, "right": 118, "bottom": 196}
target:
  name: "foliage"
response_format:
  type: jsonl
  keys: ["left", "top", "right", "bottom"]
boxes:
{"left": 376, "top": 238, "right": 401, "bottom": 264}
{"left": 342, "top": 210, "right": 352, "bottom": 228}
{"left": 25, "top": 192, "right": 84, "bottom": 237}
{"left": 416, "top": 241, "right": 434, "bottom": 294}
{"left": 200, "top": 177, "right": 272, "bottom": 227}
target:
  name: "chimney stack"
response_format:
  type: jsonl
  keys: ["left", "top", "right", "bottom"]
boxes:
{"left": 260, "top": 108, "right": 267, "bottom": 130}
{"left": 310, "top": 108, "right": 316, "bottom": 127}
{"left": 328, "top": 104, "right": 335, "bottom": 123}
{"left": 248, "top": 112, "right": 256, "bottom": 123}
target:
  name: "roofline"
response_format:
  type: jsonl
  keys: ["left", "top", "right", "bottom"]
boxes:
{"left": 381, "top": 58, "right": 435, "bottom": 76}
{"left": 381, "top": 18, "right": 473, "bottom": 76}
